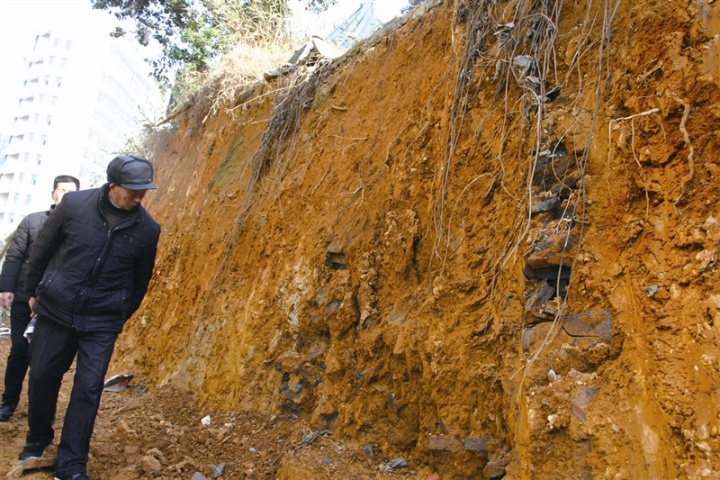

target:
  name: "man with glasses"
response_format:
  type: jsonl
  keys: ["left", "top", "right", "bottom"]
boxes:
{"left": 17, "top": 156, "right": 161, "bottom": 480}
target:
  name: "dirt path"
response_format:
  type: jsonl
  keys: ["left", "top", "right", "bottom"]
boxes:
{"left": 0, "top": 334, "right": 420, "bottom": 480}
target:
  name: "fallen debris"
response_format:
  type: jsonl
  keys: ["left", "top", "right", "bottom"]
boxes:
{"left": 103, "top": 373, "right": 134, "bottom": 392}
{"left": 381, "top": 457, "right": 408, "bottom": 472}
{"left": 4, "top": 447, "right": 57, "bottom": 478}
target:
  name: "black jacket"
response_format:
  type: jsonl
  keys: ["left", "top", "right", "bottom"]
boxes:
{"left": 24, "top": 185, "right": 161, "bottom": 333}
{"left": 0, "top": 208, "right": 53, "bottom": 303}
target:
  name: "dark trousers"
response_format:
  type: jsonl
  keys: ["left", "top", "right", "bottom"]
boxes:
{"left": 1, "top": 299, "right": 32, "bottom": 409}
{"left": 26, "top": 315, "right": 117, "bottom": 477}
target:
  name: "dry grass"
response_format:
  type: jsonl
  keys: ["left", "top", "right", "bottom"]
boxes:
{"left": 168, "top": 1, "right": 299, "bottom": 117}
{"left": 210, "top": 41, "right": 294, "bottom": 113}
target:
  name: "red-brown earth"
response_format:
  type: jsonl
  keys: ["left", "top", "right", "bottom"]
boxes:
{"left": 2, "top": 0, "right": 719, "bottom": 478}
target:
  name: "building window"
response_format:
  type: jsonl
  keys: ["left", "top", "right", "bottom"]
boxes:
{"left": 53, "top": 37, "right": 60, "bottom": 47}
{"left": 51, "top": 96, "right": 57, "bottom": 105}
{"left": 18, "top": 172, "right": 24, "bottom": 183}
{"left": 23, "top": 153, "right": 30, "bottom": 163}
{"left": 31, "top": 174, "right": 37, "bottom": 186}
{"left": 61, "top": 57, "right": 67, "bottom": 67}
{"left": 12, "top": 193, "right": 19, "bottom": 203}
{"left": 47, "top": 115, "right": 53, "bottom": 126}
{"left": 65, "top": 39, "right": 72, "bottom": 49}
{"left": 26, "top": 194, "right": 32, "bottom": 205}
{"left": 49, "top": 55, "right": 55, "bottom": 65}
{"left": 28, "top": 132, "right": 35, "bottom": 143}
{"left": 36, "top": 154, "right": 42, "bottom": 165}
{"left": 41, "top": 135, "right": 47, "bottom": 145}
{"left": 56, "top": 77, "right": 62, "bottom": 87}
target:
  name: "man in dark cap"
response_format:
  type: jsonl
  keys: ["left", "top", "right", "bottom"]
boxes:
{"left": 0, "top": 175, "right": 80, "bottom": 423}
{"left": 17, "top": 156, "right": 161, "bottom": 480}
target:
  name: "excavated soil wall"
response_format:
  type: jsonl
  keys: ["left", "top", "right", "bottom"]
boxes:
{"left": 111, "top": 0, "right": 719, "bottom": 478}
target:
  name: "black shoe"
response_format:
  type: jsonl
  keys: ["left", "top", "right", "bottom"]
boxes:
{"left": 54, "top": 474, "right": 90, "bottom": 480}
{"left": 18, "top": 442, "right": 50, "bottom": 461}
{"left": 0, "top": 404, "right": 13, "bottom": 421}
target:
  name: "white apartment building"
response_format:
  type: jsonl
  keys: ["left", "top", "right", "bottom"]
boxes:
{"left": 0, "top": 27, "right": 164, "bottom": 250}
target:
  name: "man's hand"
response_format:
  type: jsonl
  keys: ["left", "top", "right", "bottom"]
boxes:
{"left": 1, "top": 292, "right": 13, "bottom": 309}
{"left": 29, "top": 297, "right": 36, "bottom": 315}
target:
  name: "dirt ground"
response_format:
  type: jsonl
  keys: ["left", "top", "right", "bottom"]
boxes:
{"left": 0, "top": 333, "right": 425, "bottom": 479}
{"left": 2, "top": 0, "right": 720, "bottom": 479}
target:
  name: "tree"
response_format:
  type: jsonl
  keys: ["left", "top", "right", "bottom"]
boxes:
{"left": 93, "top": 0, "right": 227, "bottom": 84}
{"left": 304, "top": 0, "right": 336, "bottom": 14}
{"left": 92, "top": 0, "right": 335, "bottom": 85}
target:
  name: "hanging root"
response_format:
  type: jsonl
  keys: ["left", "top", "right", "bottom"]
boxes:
{"left": 607, "top": 108, "right": 661, "bottom": 221}
{"left": 672, "top": 96, "right": 694, "bottom": 204}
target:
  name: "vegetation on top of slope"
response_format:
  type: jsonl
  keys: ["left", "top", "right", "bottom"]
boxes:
{"left": 91, "top": 0, "right": 339, "bottom": 86}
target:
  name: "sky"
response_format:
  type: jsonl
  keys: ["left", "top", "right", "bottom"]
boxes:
{"left": 0, "top": 0, "right": 409, "bottom": 134}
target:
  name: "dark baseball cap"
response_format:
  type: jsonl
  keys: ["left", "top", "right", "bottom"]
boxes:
{"left": 106, "top": 155, "right": 157, "bottom": 190}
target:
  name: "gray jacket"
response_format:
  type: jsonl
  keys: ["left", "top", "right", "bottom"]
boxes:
{"left": 0, "top": 208, "right": 53, "bottom": 303}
